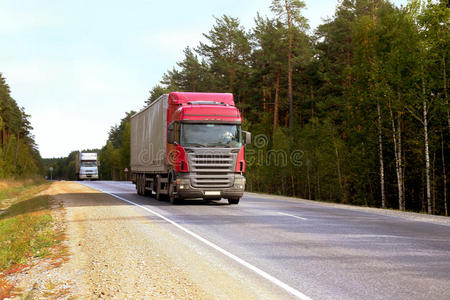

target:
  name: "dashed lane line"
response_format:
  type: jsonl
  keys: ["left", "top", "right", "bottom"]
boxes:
{"left": 278, "top": 212, "right": 308, "bottom": 221}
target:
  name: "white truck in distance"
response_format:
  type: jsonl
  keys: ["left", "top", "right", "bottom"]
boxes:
{"left": 76, "top": 152, "right": 99, "bottom": 180}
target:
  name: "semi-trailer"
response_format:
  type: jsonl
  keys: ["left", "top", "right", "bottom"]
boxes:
{"left": 130, "top": 92, "right": 251, "bottom": 204}
{"left": 76, "top": 152, "right": 99, "bottom": 180}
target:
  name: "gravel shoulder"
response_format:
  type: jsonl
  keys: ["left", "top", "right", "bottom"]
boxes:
{"left": 9, "top": 181, "right": 281, "bottom": 299}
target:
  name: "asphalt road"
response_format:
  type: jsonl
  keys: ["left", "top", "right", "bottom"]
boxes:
{"left": 81, "top": 180, "right": 450, "bottom": 300}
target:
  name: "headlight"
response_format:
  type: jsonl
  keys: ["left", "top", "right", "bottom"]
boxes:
{"left": 234, "top": 177, "right": 246, "bottom": 185}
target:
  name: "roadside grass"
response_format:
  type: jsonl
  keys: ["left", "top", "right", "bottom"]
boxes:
{"left": 0, "top": 181, "right": 61, "bottom": 298}
{"left": 0, "top": 179, "right": 46, "bottom": 211}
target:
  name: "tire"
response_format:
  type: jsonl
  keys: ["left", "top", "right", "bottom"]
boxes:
{"left": 168, "top": 180, "right": 178, "bottom": 205}
{"left": 136, "top": 174, "right": 142, "bottom": 195}
{"left": 142, "top": 174, "right": 151, "bottom": 196}
{"left": 140, "top": 174, "right": 145, "bottom": 196}
{"left": 228, "top": 197, "right": 240, "bottom": 205}
{"left": 155, "top": 175, "right": 162, "bottom": 201}
{"left": 135, "top": 174, "right": 140, "bottom": 195}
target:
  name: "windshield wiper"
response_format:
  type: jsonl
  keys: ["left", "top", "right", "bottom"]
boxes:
{"left": 184, "top": 143, "right": 207, "bottom": 147}
{"left": 206, "top": 143, "right": 231, "bottom": 148}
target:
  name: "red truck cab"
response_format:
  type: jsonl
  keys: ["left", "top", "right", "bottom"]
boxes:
{"left": 166, "top": 92, "right": 250, "bottom": 204}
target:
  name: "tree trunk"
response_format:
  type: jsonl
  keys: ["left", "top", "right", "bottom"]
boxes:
{"left": 273, "top": 71, "right": 280, "bottom": 137}
{"left": 402, "top": 149, "right": 406, "bottom": 210}
{"left": 389, "top": 100, "right": 404, "bottom": 210}
{"left": 424, "top": 98, "right": 432, "bottom": 214}
{"left": 377, "top": 100, "right": 386, "bottom": 208}
{"left": 398, "top": 117, "right": 405, "bottom": 210}
{"left": 442, "top": 131, "right": 448, "bottom": 216}
{"left": 307, "top": 162, "right": 311, "bottom": 199}
{"left": 432, "top": 152, "right": 436, "bottom": 214}
{"left": 335, "top": 141, "right": 343, "bottom": 193}
{"left": 5, "top": 130, "right": 12, "bottom": 156}
{"left": 331, "top": 125, "right": 343, "bottom": 197}
{"left": 317, "top": 167, "right": 321, "bottom": 200}
{"left": 228, "top": 67, "right": 234, "bottom": 93}
{"left": 443, "top": 55, "right": 449, "bottom": 134}
{"left": 14, "top": 132, "right": 20, "bottom": 167}
{"left": 284, "top": 0, "right": 294, "bottom": 132}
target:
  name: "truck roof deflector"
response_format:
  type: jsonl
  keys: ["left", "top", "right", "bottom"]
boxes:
{"left": 187, "top": 101, "right": 229, "bottom": 106}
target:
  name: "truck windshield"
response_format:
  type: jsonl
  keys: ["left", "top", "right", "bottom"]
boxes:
{"left": 181, "top": 124, "right": 242, "bottom": 148}
{"left": 81, "top": 161, "right": 97, "bottom": 167}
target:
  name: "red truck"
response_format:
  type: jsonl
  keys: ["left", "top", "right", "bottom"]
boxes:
{"left": 130, "top": 92, "right": 251, "bottom": 204}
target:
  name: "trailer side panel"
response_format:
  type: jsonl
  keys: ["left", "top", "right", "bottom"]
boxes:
{"left": 130, "top": 95, "right": 168, "bottom": 173}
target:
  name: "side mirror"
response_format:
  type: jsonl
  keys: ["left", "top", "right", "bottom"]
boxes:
{"left": 168, "top": 122, "right": 175, "bottom": 144}
{"left": 168, "top": 130, "right": 175, "bottom": 144}
{"left": 243, "top": 131, "right": 251, "bottom": 145}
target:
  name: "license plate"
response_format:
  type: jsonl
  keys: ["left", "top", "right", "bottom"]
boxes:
{"left": 204, "top": 191, "right": 221, "bottom": 196}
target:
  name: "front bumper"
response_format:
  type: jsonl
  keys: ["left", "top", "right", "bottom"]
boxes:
{"left": 79, "top": 174, "right": 98, "bottom": 180}
{"left": 176, "top": 174, "right": 245, "bottom": 199}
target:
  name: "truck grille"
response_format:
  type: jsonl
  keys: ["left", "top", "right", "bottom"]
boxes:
{"left": 188, "top": 151, "right": 236, "bottom": 188}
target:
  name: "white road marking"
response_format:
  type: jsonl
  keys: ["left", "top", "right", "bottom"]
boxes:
{"left": 93, "top": 187, "right": 312, "bottom": 300}
{"left": 279, "top": 212, "right": 308, "bottom": 221}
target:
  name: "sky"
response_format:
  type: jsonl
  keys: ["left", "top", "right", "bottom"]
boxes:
{"left": 0, "top": 0, "right": 407, "bottom": 158}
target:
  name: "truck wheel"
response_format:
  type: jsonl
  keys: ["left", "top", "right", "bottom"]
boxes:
{"left": 168, "top": 181, "right": 178, "bottom": 205}
{"left": 155, "top": 175, "right": 162, "bottom": 201}
{"left": 228, "top": 197, "right": 240, "bottom": 205}
{"left": 143, "top": 175, "right": 151, "bottom": 196}
{"left": 136, "top": 174, "right": 142, "bottom": 195}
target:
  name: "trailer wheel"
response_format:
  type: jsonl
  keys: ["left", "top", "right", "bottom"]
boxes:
{"left": 138, "top": 174, "right": 148, "bottom": 196}
{"left": 141, "top": 174, "right": 146, "bottom": 196}
{"left": 136, "top": 174, "right": 142, "bottom": 195}
{"left": 144, "top": 175, "right": 152, "bottom": 196}
{"left": 136, "top": 174, "right": 139, "bottom": 194}
{"left": 228, "top": 197, "right": 240, "bottom": 205}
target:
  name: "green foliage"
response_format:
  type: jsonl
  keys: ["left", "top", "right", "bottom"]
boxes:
{"left": 98, "top": 111, "right": 135, "bottom": 180}
{"left": 161, "top": 47, "right": 214, "bottom": 93}
{"left": 42, "top": 151, "right": 80, "bottom": 180}
{"left": 0, "top": 73, "right": 43, "bottom": 179}
{"left": 197, "top": 15, "right": 252, "bottom": 103}
{"left": 146, "top": 85, "right": 170, "bottom": 105}
{"left": 271, "top": 0, "right": 308, "bottom": 30}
